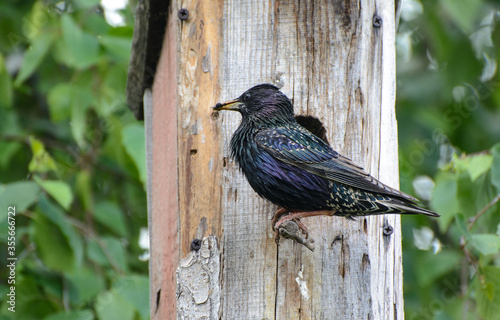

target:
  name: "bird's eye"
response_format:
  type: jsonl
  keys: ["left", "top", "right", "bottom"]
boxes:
{"left": 243, "top": 93, "right": 251, "bottom": 101}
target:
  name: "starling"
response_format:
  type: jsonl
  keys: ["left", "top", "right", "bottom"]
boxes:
{"left": 213, "top": 84, "right": 439, "bottom": 245}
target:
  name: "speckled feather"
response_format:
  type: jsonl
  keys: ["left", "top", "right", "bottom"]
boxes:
{"left": 217, "top": 84, "right": 439, "bottom": 218}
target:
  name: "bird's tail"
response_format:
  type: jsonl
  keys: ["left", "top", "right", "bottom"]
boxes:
{"left": 388, "top": 201, "right": 440, "bottom": 217}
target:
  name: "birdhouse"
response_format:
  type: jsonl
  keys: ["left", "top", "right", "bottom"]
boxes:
{"left": 126, "top": 0, "right": 405, "bottom": 319}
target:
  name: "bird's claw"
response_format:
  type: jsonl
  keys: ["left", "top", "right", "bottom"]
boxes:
{"left": 293, "top": 219, "right": 309, "bottom": 239}
{"left": 273, "top": 215, "right": 309, "bottom": 238}
{"left": 275, "top": 220, "right": 315, "bottom": 251}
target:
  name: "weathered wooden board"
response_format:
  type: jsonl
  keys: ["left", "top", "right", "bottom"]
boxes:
{"left": 176, "top": 236, "right": 221, "bottom": 319}
{"left": 217, "top": 1, "right": 402, "bottom": 319}
{"left": 177, "top": 0, "right": 224, "bottom": 257}
{"left": 148, "top": 0, "right": 403, "bottom": 319}
{"left": 148, "top": 6, "right": 179, "bottom": 319}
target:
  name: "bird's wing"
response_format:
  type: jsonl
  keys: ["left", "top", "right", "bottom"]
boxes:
{"left": 255, "top": 127, "right": 418, "bottom": 202}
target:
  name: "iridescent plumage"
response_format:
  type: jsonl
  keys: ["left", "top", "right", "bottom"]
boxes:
{"left": 213, "top": 84, "right": 438, "bottom": 242}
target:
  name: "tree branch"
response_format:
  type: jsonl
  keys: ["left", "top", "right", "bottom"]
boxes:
{"left": 468, "top": 192, "right": 500, "bottom": 230}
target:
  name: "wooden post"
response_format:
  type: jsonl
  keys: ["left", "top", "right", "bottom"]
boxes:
{"left": 146, "top": 0, "right": 403, "bottom": 319}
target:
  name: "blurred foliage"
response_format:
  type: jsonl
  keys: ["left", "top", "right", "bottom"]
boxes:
{"left": 0, "top": 1, "right": 148, "bottom": 319}
{"left": 397, "top": 0, "right": 500, "bottom": 319}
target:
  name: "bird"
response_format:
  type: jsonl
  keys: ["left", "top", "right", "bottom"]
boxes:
{"left": 213, "top": 84, "right": 439, "bottom": 246}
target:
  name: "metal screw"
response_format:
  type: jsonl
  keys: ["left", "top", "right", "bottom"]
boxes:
{"left": 383, "top": 225, "right": 393, "bottom": 236}
{"left": 190, "top": 238, "right": 202, "bottom": 251}
{"left": 178, "top": 8, "right": 189, "bottom": 20}
{"left": 373, "top": 15, "right": 382, "bottom": 28}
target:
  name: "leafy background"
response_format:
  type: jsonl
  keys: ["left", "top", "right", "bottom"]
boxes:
{"left": 0, "top": 1, "right": 148, "bottom": 319}
{"left": 397, "top": 0, "right": 500, "bottom": 319}
{"left": 0, "top": 0, "right": 499, "bottom": 319}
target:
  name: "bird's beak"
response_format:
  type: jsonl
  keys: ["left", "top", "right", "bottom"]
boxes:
{"left": 212, "top": 98, "right": 242, "bottom": 111}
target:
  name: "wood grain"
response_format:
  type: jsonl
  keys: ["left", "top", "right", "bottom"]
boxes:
{"left": 177, "top": 0, "right": 224, "bottom": 257}
{"left": 149, "top": 5, "right": 179, "bottom": 319}
{"left": 148, "top": 0, "right": 402, "bottom": 319}
{"left": 217, "top": 0, "right": 403, "bottom": 319}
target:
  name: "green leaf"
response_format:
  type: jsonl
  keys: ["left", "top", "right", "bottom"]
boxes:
{"left": 70, "top": 87, "right": 92, "bottom": 148}
{"left": 94, "top": 201, "right": 127, "bottom": 236}
{"left": 47, "top": 83, "right": 72, "bottom": 122}
{"left": 468, "top": 174, "right": 500, "bottom": 231}
{"left": 86, "top": 237, "right": 128, "bottom": 272}
{"left": 67, "top": 268, "right": 105, "bottom": 306}
{"left": 431, "top": 171, "right": 459, "bottom": 232}
{"left": 22, "top": 1, "right": 52, "bottom": 40}
{"left": 0, "top": 53, "right": 13, "bottom": 108}
{"left": 470, "top": 234, "right": 500, "bottom": 256}
{"left": 103, "top": 65, "right": 127, "bottom": 94}
{"left": 34, "top": 270, "right": 64, "bottom": 302}
{"left": 112, "top": 275, "right": 149, "bottom": 320}
{"left": 33, "top": 212, "right": 75, "bottom": 273}
{"left": 82, "top": 12, "right": 111, "bottom": 35}
{"left": 15, "top": 32, "right": 55, "bottom": 85}
{"left": 99, "top": 35, "right": 131, "bottom": 62}
{"left": 0, "top": 141, "right": 22, "bottom": 168}
{"left": 477, "top": 267, "right": 500, "bottom": 320}
{"left": 0, "top": 110, "right": 22, "bottom": 136}
{"left": 75, "top": 170, "right": 93, "bottom": 211}
{"left": 15, "top": 282, "right": 60, "bottom": 320}
{"left": 456, "top": 171, "right": 478, "bottom": 218}
{"left": 43, "top": 310, "right": 94, "bottom": 320}
{"left": 101, "top": 115, "right": 128, "bottom": 166}
{"left": 95, "top": 291, "right": 135, "bottom": 320}
{"left": 452, "top": 153, "right": 493, "bottom": 182}
{"left": 86, "top": 239, "right": 107, "bottom": 266}
{"left": 415, "top": 249, "right": 462, "bottom": 287}
{"left": 439, "top": 0, "right": 482, "bottom": 33}
{"left": 59, "top": 15, "right": 100, "bottom": 69}
{"left": 28, "top": 136, "right": 58, "bottom": 173}
{"left": 98, "top": 66, "right": 127, "bottom": 116}
{"left": 73, "top": 0, "right": 100, "bottom": 9}
{"left": 468, "top": 154, "right": 493, "bottom": 182}
{"left": 107, "top": 26, "right": 134, "bottom": 38}
{"left": 0, "top": 181, "right": 40, "bottom": 220}
{"left": 34, "top": 177, "right": 73, "bottom": 210}
{"left": 455, "top": 213, "right": 472, "bottom": 242}
{"left": 492, "top": 144, "right": 500, "bottom": 192}
{"left": 47, "top": 84, "right": 93, "bottom": 146}
{"left": 452, "top": 153, "right": 469, "bottom": 173}
{"left": 36, "top": 196, "right": 83, "bottom": 270}
{"left": 121, "top": 123, "right": 146, "bottom": 188}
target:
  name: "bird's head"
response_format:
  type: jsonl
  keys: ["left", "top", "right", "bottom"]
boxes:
{"left": 213, "top": 84, "right": 295, "bottom": 124}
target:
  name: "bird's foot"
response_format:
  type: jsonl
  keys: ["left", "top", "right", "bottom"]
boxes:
{"left": 275, "top": 220, "right": 315, "bottom": 252}
{"left": 293, "top": 219, "right": 309, "bottom": 238}
{"left": 273, "top": 209, "right": 336, "bottom": 250}
{"left": 271, "top": 206, "right": 289, "bottom": 225}
{"left": 272, "top": 209, "right": 336, "bottom": 232}
{"left": 274, "top": 217, "right": 309, "bottom": 243}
